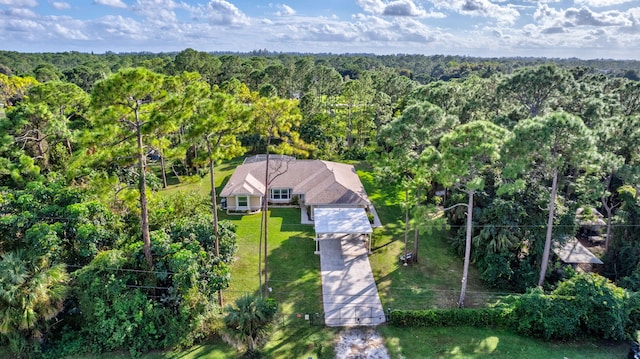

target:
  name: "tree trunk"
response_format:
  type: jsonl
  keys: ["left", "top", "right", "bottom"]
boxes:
{"left": 207, "top": 139, "right": 222, "bottom": 306}
{"left": 262, "top": 136, "right": 272, "bottom": 298}
{"left": 413, "top": 186, "right": 421, "bottom": 263}
{"left": 160, "top": 149, "right": 168, "bottom": 189}
{"left": 601, "top": 173, "right": 615, "bottom": 252}
{"left": 65, "top": 138, "right": 72, "bottom": 156}
{"left": 403, "top": 188, "right": 409, "bottom": 265}
{"left": 604, "top": 207, "right": 613, "bottom": 252}
{"left": 459, "top": 190, "right": 474, "bottom": 308}
{"left": 136, "top": 109, "right": 153, "bottom": 269}
{"left": 538, "top": 168, "right": 558, "bottom": 287}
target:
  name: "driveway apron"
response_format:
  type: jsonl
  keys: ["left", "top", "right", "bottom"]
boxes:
{"left": 319, "top": 234, "right": 386, "bottom": 326}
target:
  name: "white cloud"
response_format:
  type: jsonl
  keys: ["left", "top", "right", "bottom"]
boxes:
{"left": 274, "top": 4, "right": 296, "bottom": 16}
{"left": 94, "top": 0, "right": 127, "bottom": 9}
{"left": 52, "top": 22, "right": 89, "bottom": 40}
{"left": 93, "top": 15, "right": 146, "bottom": 39}
{"left": 189, "top": 0, "right": 251, "bottom": 26}
{"left": 431, "top": 0, "right": 520, "bottom": 24}
{"left": 574, "top": 0, "right": 635, "bottom": 7}
{"left": 534, "top": 4, "right": 632, "bottom": 28}
{"left": 2, "top": 8, "right": 37, "bottom": 17}
{"left": 510, "top": 3, "right": 640, "bottom": 56}
{"left": 356, "top": 0, "right": 430, "bottom": 17}
{"left": 0, "top": 0, "right": 38, "bottom": 6}
{"left": 52, "top": 1, "right": 71, "bottom": 9}
{"left": 131, "top": 0, "right": 177, "bottom": 23}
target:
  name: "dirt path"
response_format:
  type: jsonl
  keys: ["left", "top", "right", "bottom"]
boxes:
{"left": 334, "top": 328, "right": 390, "bottom": 359}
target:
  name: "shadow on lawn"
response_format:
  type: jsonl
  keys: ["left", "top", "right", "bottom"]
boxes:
{"left": 261, "top": 209, "right": 335, "bottom": 358}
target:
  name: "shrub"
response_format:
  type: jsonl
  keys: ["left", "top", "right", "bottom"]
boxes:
{"left": 390, "top": 273, "right": 633, "bottom": 342}
{"left": 554, "top": 273, "right": 628, "bottom": 340}
{"left": 223, "top": 295, "right": 278, "bottom": 356}
{"left": 511, "top": 273, "right": 628, "bottom": 341}
{"left": 510, "top": 288, "right": 580, "bottom": 340}
{"left": 389, "top": 307, "right": 511, "bottom": 328}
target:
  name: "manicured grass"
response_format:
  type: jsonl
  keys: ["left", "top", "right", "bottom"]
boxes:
{"left": 379, "top": 326, "right": 628, "bottom": 359}
{"left": 219, "top": 208, "right": 331, "bottom": 358}
{"left": 55, "top": 158, "right": 629, "bottom": 359}
{"left": 356, "top": 164, "right": 493, "bottom": 310}
{"left": 157, "top": 157, "right": 245, "bottom": 197}
{"left": 158, "top": 157, "right": 333, "bottom": 358}
{"left": 62, "top": 337, "right": 236, "bottom": 359}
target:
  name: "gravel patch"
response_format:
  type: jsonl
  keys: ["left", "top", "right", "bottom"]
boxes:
{"left": 334, "top": 327, "right": 390, "bottom": 359}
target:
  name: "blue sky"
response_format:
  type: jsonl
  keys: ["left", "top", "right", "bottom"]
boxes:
{"left": 0, "top": 0, "right": 639, "bottom": 59}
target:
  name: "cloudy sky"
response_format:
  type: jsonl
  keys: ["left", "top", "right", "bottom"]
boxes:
{"left": 1, "top": 0, "right": 639, "bottom": 59}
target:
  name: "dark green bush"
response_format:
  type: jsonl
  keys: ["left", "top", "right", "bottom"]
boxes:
{"left": 390, "top": 274, "right": 633, "bottom": 342}
{"left": 627, "top": 291, "right": 640, "bottom": 336}
{"left": 511, "top": 273, "right": 628, "bottom": 341}
{"left": 389, "top": 307, "right": 510, "bottom": 328}
{"left": 510, "top": 288, "right": 580, "bottom": 340}
{"left": 554, "top": 273, "right": 628, "bottom": 340}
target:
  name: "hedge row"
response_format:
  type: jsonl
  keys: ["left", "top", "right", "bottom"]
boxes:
{"left": 389, "top": 273, "right": 639, "bottom": 342}
{"left": 389, "top": 307, "right": 512, "bottom": 329}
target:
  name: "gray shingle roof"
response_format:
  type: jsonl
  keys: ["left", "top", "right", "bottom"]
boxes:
{"left": 220, "top": 158, "right": 371, "bottom": 206}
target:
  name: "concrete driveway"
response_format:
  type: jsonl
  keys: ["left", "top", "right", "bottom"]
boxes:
{"left": 319, "top": 234, "right": 386, "bottom": 326}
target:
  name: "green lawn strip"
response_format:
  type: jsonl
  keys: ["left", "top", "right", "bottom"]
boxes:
{"left": 379, "top": 326, "right": 627, "bottom": 359}
{"left": 61, "top": 337, "right": 236, "bottom": 359}
{"left": 221, "top": 207, "right": 331, "bottom": 358}
{"left": 356, "top": 166, "right": 492, "bottom": 310}
{"left": 159, "top": 157, "right": 244, "bottom": 197}
{"left": 145, "top": 158, "right": 331, "bottom": 358}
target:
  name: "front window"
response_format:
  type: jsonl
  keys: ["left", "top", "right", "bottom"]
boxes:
{"left": 270, "top": 188, "right": 291, "bottom": 200}
{"left": 237, "top": 196, "right": 248, "bottom": 207}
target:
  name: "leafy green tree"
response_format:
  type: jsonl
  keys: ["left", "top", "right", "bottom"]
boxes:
{"left": 187, "top": 86, "right": 251, "bottom": 304}
{"left": 0, "top": 250, "right": 68, "bottom": 357}
{"left": 75, "top": 218, "right": 236, "bottom": 356}
{"left": 33, "top": 63, "right": 62, "bottom": 83}
{"left": 498, "top": 64, "right": 573, "bottom": 118}
{"left": 150, "top": 71, "right": 204, "bottom": 188}
{"left": 223, "top": 294, "right": 277, "bottom": 356}
{"left": 0, "top": 181, "right": 121, "bottom": 265}
{"left": 502, "top": 112, "right": 598, "bottom": 287}
{"left": 252, "top": 95, "right": 309, "bottom": 296}
{"left": 439, "top": 120, "right": 509, "bottom": 307}
{"left": 6, "top": 81, "right": 89, "bottom": 173}
{"left": 338, "top": 77, "right": 375, "bottom": 151}
{"left": 0, "top": 73, "right": 38, "bottom": 107}
{"left": 376, "top": 101, "right": 454, "bottom": 262}
{"left": 171, "top": 48, "right": 221, "bottom": 85}
{"left": 89, "top": 67, "right": 167, "bottom": 268}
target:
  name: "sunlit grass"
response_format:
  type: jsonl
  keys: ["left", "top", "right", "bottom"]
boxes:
{"left": 356, "top": 164, "right": 490, "bottom": 310}
{"left": 128, "top": 158, "right": 630, "bottom": 358}
{"left": 380, "top": 326, "right": 628, "bottom": 359}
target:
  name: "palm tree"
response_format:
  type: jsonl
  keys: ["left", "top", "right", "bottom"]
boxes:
{"left": 0, "top": 250, "right": 69, "bottom": 356}
{"left": 223, "top": 294, "right": 278, "bottom": 355}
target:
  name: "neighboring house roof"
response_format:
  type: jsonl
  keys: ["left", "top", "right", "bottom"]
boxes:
{"left": 553, "top": 238, "right": 603, "bottom": 265}
{"left": 220, "top": 158, "right": 371, "bottom": 206}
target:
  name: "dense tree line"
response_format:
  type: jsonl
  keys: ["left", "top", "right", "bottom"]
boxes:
{"left": 1, "top": 50, "right": 640, "bottom": 355}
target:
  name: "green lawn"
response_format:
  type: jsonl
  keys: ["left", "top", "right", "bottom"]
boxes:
{"left": 58, "top": 158, "right": 632, "bottom": 359}
{"left": 380, "top": 326, "right": 628, "bottom": 359}
{"left": 158, "top": 157, "right": 333, "bottom": 358}
{"left": 357, "top": 165, "right": 494, "bottom": 310}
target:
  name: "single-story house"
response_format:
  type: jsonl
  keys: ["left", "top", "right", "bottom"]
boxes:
{"left": 220, "top": 155, "right": 372, "bottom": 220}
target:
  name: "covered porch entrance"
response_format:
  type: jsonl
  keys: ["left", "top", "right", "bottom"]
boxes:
{"left": 313, "top": 207, "right": 373, "bottom": 255}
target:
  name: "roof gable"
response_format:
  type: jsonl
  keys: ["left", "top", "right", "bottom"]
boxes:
{"left": 220, "top": 158, "right": 370, "bottom": 206}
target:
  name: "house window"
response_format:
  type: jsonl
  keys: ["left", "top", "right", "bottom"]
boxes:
{"left": 270, "top": 188, "right": 291, "bottom": 200}
{"left": 237, "top": 196, "right": 248, "bottom": 208}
